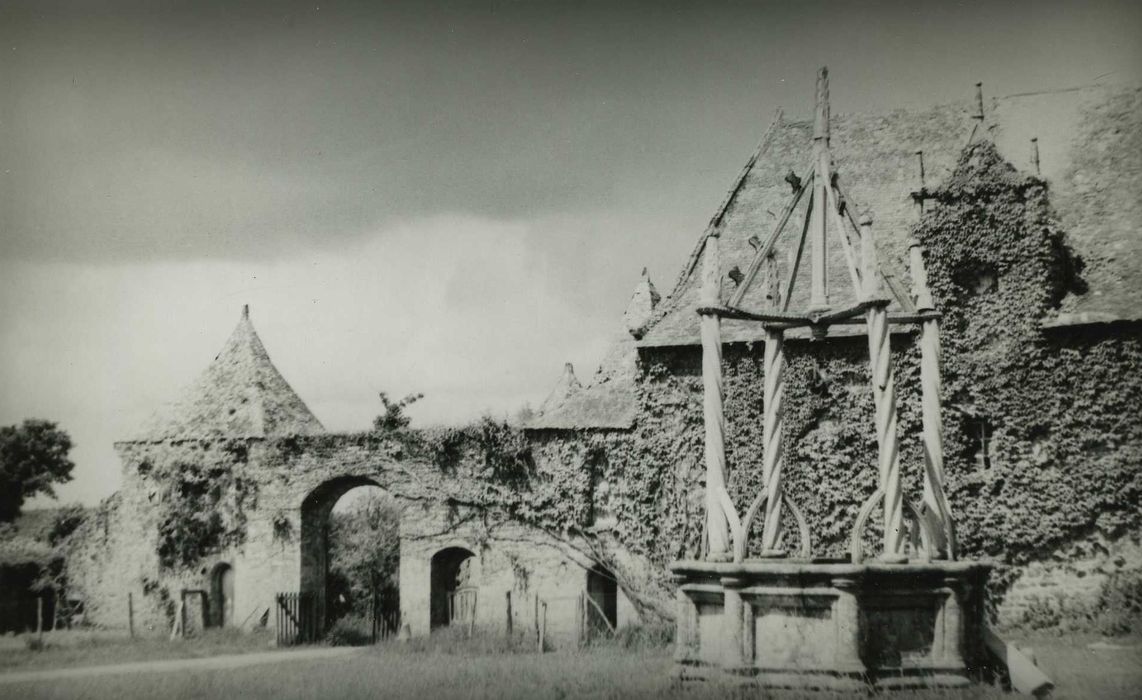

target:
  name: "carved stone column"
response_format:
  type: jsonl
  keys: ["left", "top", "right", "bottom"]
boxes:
{"left": 721, "top": 577, "right": 746, "bottom": 670}
{"left": 942, "top": 577, "right": 965, "bottom": 668}
{"left": 832, "top": 576, "right": 864, "bottom": 672}
{"left": 674, "top": 584, "right": 697, "bottom": 664}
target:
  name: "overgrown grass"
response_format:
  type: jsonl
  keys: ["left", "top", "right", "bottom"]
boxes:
{"left": 384, "top": 624, "right": 540, "bottom": 655}
{"left": 6, "top": 633, "right": 1142, "bottom": 699}
{"left": 1000, "top": 570, "right": 1142, "bottom": 636}
{"left": 0, "top": 627, "right": 278, "bottom": 672}
{"left": 325, "top": 615, "right": 374, "bottom": 647}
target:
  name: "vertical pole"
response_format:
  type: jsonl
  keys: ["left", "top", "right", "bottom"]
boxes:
{"left": 505, "top": 591, "right": 513, "bottom": 638}
{"left": 128, "top": 592, "right": 135, "bottom": 639}
{"left": 469, "top": 591, "right": 477, "bottom": 638}
{"left": 700, "top": 232, "right": 731, "bottom": 559}
{"left": 36, "top": 596, "right": 43, "bottom": 641}
{"left": 539, "top": 601, "right": 547, "bottom": 654}
{"left": 910, "top": 239, "right": 953, "bottom": 558}
{"left": 810, "top": 66, "right": 830, "bottom": 311}
{"left": 915, "top": 150, "right": 926, "bottom": 218}
{"left": 1031, "top": 138, "right": 1041, "bottom": 176}
{"left": 760, "top": 327, "right": 787, "bottom": 555}
{"left": 534, "top": 592, "right": 540, "bottom": 643}
{"left": 862, "top": 215, "right": 905, "bottom": 560}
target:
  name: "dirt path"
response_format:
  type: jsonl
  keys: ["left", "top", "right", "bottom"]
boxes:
{"left": 0, "top": 646, "right": 360, "bottom": 686}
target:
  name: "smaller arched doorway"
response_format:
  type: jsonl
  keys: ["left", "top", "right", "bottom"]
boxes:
{"left": 430, "top": 547, "right": 476, "bottom": 629}
{"left": 210, "top": 563, "right": 235, "bottom": 628}
{"left": 586, "top": 565, "right": 617, "bottom": 637}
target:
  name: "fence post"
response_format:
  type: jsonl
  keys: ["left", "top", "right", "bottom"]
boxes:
{"left": 36, "top": 596, "right": 43, "bottom": 642}
{"left": 538, "top": 601, "right": 547, "bottom": 654}
{"left": 505, "top": 591, "right": 512, "bottom": 638}
{"left": 577, "top": 591, "right": 585, "bottom": 648}
{"left": 128, "top": 593, "right": 135, "bottom": 638}
{"left": 468, "top": 590, "right": 477, "bottom": 638}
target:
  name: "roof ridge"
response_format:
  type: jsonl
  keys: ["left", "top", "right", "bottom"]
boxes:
{"left": 665, "top": 107, "right": 786, "bottom": 302}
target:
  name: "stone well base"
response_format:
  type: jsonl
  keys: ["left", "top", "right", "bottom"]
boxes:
{"left": 671, "top": 559, "right": 991, "bottom": 692}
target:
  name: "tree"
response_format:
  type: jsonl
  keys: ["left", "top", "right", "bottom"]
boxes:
{"left": 372, "top": 392, "right": 423, "bottom": 433}
{"left": 327, "top": 490, "right": 401, "bottom": 619}
{"left": 0, "top": 420, "right": 74, "bottom": 523}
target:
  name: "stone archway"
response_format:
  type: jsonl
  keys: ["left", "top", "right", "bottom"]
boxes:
{"left": 429, "top": 546, "right": 476, "bottom": 629}
{"left": 210, "top": 562, "right": 235, "bottom": 628}
{"left": 299, "top": 475, "right": 399, "bottom": 634}
{"left": 586, "top": 565, "right": 617, "bottom": 636}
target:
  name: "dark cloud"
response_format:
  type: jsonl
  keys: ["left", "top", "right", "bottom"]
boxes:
{"left": 1, "top": 0, "right": 1139, "bottom": 261}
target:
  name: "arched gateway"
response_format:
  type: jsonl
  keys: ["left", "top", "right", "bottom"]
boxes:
{"left": 298, "top": 476, "right": 397, "bottom": 635}
{"left": 84, "top": 305, "right": 636, "bottom": 649}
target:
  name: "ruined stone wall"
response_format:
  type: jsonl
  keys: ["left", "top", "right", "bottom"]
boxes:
{"left": 65, "top": 433, "right": 639, "bottom": 646}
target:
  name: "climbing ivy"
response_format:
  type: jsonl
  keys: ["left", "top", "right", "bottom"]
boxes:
{"left": 496, "top": 141, "right": 1141, "bottom": 613}
{"left": 148, "top": 443, "right": 258, "bottom": 570}
{"left": 917, "top": 141, "right": 1142, "bottom": 569}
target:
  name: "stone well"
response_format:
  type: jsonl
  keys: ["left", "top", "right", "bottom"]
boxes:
{"left": 673, "top": 559, "right": 991, "bottom": 691}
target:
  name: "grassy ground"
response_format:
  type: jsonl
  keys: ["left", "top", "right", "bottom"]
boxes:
{"left": 0, "top": 628, "right": 275, "bottom": 672}
{"left": 1, "top": 629, "right": 1139, "bottom": 699}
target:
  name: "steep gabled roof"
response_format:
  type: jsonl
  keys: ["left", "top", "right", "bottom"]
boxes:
{"left": 135, "top": 306, "right": 325, "bottom": 441}
{"left": 641, "top": 83, "right": 1142, "bottom": 346}
{"left": 526, "top": 334, "right": 639, "bottom": 431}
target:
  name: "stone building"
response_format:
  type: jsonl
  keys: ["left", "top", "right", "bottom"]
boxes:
{"left": 528, "top": 82, "right": 1142, "bottom": 624}
{"left": 67, "top": 307, "right": 636, "bottom": 645}
{"left": 68, "top": 81, "right": 1141, "bottom": 640}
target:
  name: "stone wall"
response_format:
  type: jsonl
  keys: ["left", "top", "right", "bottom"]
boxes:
{"left": 997, "top": 533, "right": 1142, "bottom": 626}
{"left": 65, "top": 433, "right": 640, "bottom": 647}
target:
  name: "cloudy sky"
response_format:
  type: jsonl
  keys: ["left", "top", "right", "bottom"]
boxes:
{"left": 2, "top": 0, "right": 1139, "bottom": 507}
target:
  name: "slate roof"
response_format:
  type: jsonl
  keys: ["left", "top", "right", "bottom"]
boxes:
{"left": 134, "top": 306, "right": 325, "bottom": 441}
{"left": 526, "top": 333, "right": 639, "bottom": 431}
{"left": 641, "top": 84, "right": 1142, "bottom": 346}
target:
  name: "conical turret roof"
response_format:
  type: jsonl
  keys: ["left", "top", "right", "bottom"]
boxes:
{"left": 136, "top": 306, "right": 325, "bottom": 441}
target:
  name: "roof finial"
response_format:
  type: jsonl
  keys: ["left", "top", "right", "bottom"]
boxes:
{"left": 814, "top": 66, "right": 830, "bottom": 144}
{"left": 242, "top": 304, "right": 250, "bottom": 319}
{"left": 914, "top": 150, "right": 926, "bottom": 217}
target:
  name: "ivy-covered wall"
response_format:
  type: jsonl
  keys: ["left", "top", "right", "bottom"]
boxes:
{"left": 528, "top": 141, "right": 1141, "bottom": 623}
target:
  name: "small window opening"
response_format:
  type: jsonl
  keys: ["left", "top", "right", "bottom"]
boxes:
{"left": 586, "top": 450, "right": 616, "bottom": 531}
{"left": 966, "top": 416, "right": 995, "bottom": 470}
{"left": 954, "top": 263, "right": 999, "bottom": 297}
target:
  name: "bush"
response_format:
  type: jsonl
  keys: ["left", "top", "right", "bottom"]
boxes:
{"left": 325, "top": 615, "right": 374, "bottom": 647}
{"left": 1093, "top": 570, "right": 1142, "bottom": 635}
{"left": 613, "top": 622, "right": 674, "bottom": 650}
{"left": 1013, "top": 570, "right": 1142, "bottom": 635}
